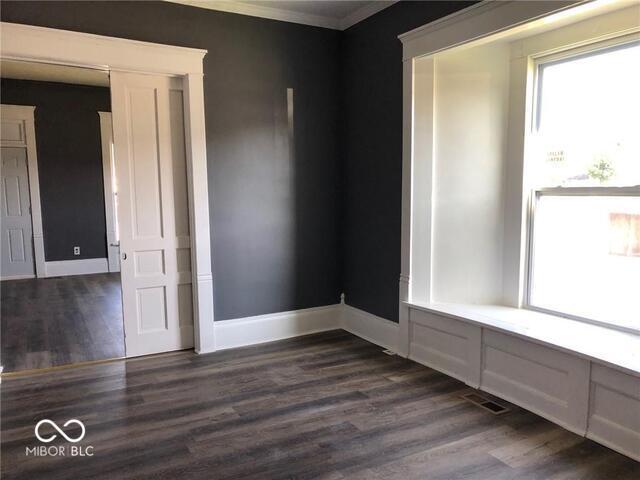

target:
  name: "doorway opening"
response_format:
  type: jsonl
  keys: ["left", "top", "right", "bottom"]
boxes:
{"left": 1, "top": 57, "right": 200, "bottom": 373}
{"left": 1, "top": 60, "right": 125, "bottom": 372}
{"left": 1, "top": 22, "right": 213, "bottom": 371}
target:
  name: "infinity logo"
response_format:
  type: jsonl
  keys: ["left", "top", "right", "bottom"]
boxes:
{"left": 35, "top": 419, "right": 86, "bottom": 443}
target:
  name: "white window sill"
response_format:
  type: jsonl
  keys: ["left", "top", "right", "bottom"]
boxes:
{"left": 404, "top": 301, "right": 640, "bottom": 376}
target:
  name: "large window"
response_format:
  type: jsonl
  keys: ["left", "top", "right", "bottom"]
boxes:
{"left": 527, "top": 39, "right": 640, "bottom": 332}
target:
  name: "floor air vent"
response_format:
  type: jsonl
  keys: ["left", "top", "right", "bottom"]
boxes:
{"left": 461, "top": 392, "right": 509, "bottom": 415}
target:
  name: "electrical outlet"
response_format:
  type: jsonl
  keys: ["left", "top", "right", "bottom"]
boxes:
{"left": 73, "top": 246, "right": 80, "bottom": 256}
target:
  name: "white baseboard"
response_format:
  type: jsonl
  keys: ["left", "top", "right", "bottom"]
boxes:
{"left": 205, "top": 303, "right": 398, "bottom": 355}
{"left": 214, "top": 304, "right": 342, "bottom": 351}
{"left": 0, "top": 274, "right": 35, "bottom": 281}
{"left": 45, "top": 258, "right": 109, "bottom": 277}
{"left": 341, "top": 304, "right": 399, "bottom": 352}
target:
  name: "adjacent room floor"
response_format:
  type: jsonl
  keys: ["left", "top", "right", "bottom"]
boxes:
{"left": 2, "top": 330, "right": 637, "bottom": 480}
{"left": 0, "top": 273, "right": 124, "bottom": 372}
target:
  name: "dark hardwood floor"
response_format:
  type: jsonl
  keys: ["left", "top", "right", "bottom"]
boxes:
{"left": 1, "top": 330, "right": 638, "bottom": 479}
{"left": 1, "top": 273, "right": 124, "bottom": 372}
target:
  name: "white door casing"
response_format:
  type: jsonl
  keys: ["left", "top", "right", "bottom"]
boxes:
{"left": 99, "top": 111, "right": 120, "bottom": 273}
{"left": 0, "top": 104, "right": 45, "bottom": 279}
{"left": 0, "top": 147, "right": 35, "bottom": 279}
{"left": 1, "top": 22, "right": 215, "bottom": 354}
{"left": 110, "top": 71, "right": 194, "bottom": 356}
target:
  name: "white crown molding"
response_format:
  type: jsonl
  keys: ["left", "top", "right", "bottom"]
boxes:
{"left": 166, "top": 0, "right": 397, "bottom": 31}
{"left": 341, "top": 1, "right": 398, "bottom": 30}
{"left": 168, "top": 0, "right": 339, "bottom": 29}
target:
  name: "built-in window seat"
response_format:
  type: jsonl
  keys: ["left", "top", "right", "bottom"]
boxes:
{"left": 403, "top": 301, "right": 640, "bottom": 461}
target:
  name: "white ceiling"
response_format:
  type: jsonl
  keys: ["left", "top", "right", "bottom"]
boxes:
{"left": 1, "top": 60, "right": 110, "bottom": 87}
{"left": 167, "top": 0, "right": 397, "bottom": 30}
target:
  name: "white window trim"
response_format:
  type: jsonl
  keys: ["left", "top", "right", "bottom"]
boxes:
{"left": 397, "top": 0, "right": 585, "bottom": 356}
{"left": 398, "top": 0, "right": 640, "bottom": 355}
{"left": 523, "top": 34, "right": 640, "bottom": 334}
{"left": 503, "top": 6, "right": 640, "bottom": 313}
{"left": 0, "top": 21, "right": 216, "bottom": 354}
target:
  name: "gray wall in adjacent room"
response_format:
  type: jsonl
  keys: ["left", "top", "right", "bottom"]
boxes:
{"left": 1, "top": 78, "right": 111, "bottom": 262}
{"left": 1, "top": 1, "right": 342, "bottom": 320}
{"left": 340, "top": 1, "right": 476, "bottom": 322}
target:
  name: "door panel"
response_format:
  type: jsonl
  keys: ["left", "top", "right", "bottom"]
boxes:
{"left": 110, "top": 72, "right": 193, "bottom": 357}
{"left": 1, "top": 147, "right": 35, "bottom": 279}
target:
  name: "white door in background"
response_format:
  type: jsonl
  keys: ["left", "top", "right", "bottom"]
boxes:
{"left": 110, "top": 71, "right": 194, "bottom": 357}
{"left": 0, "top": 147, "right": 35, "bottom": 280}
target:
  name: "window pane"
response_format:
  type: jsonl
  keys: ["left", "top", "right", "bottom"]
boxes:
{"left": 532, "top": 42, "right": 640, "bottom": 188}
{"left": 530, "top": 195, "right": 640, "bottom": 331}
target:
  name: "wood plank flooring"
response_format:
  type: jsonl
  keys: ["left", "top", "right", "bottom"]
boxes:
{"left": 1, "top": 330, "right": 638, "bottom": 479}
{"left": 1, "top": 273, "right": 124, "bottom": 372}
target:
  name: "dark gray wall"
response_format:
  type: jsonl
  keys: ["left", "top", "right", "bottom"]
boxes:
{"left": 340, "top": 1, "right": 476, "bottom": 322}
{"left": 1, "top": 1, "right": 342, "bottom": 320}
{"left": 1, "top": 1, "right": 477, "bottom": 323}
{"left": 1, "top": 78, "right": 110, "bottom": 262}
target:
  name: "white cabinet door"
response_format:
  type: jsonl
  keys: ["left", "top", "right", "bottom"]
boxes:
{"left": 0, "top": 146, "right": 35, "bottom": 279}
{"left": 110, "top": 72, "right": 194, "bottom": 357}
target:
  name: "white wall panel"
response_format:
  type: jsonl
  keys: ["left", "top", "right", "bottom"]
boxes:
{"left": 408, "top": 309, "right": 481, "bottom": 387}
{"left": 481, "top": 330, "right": 590, "bottom": 434}
{"left": 431, "top": 43, "right": 510, "bottom": 305}
{"left": 588, "top": 364, "right": 640, "bottom": 461}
